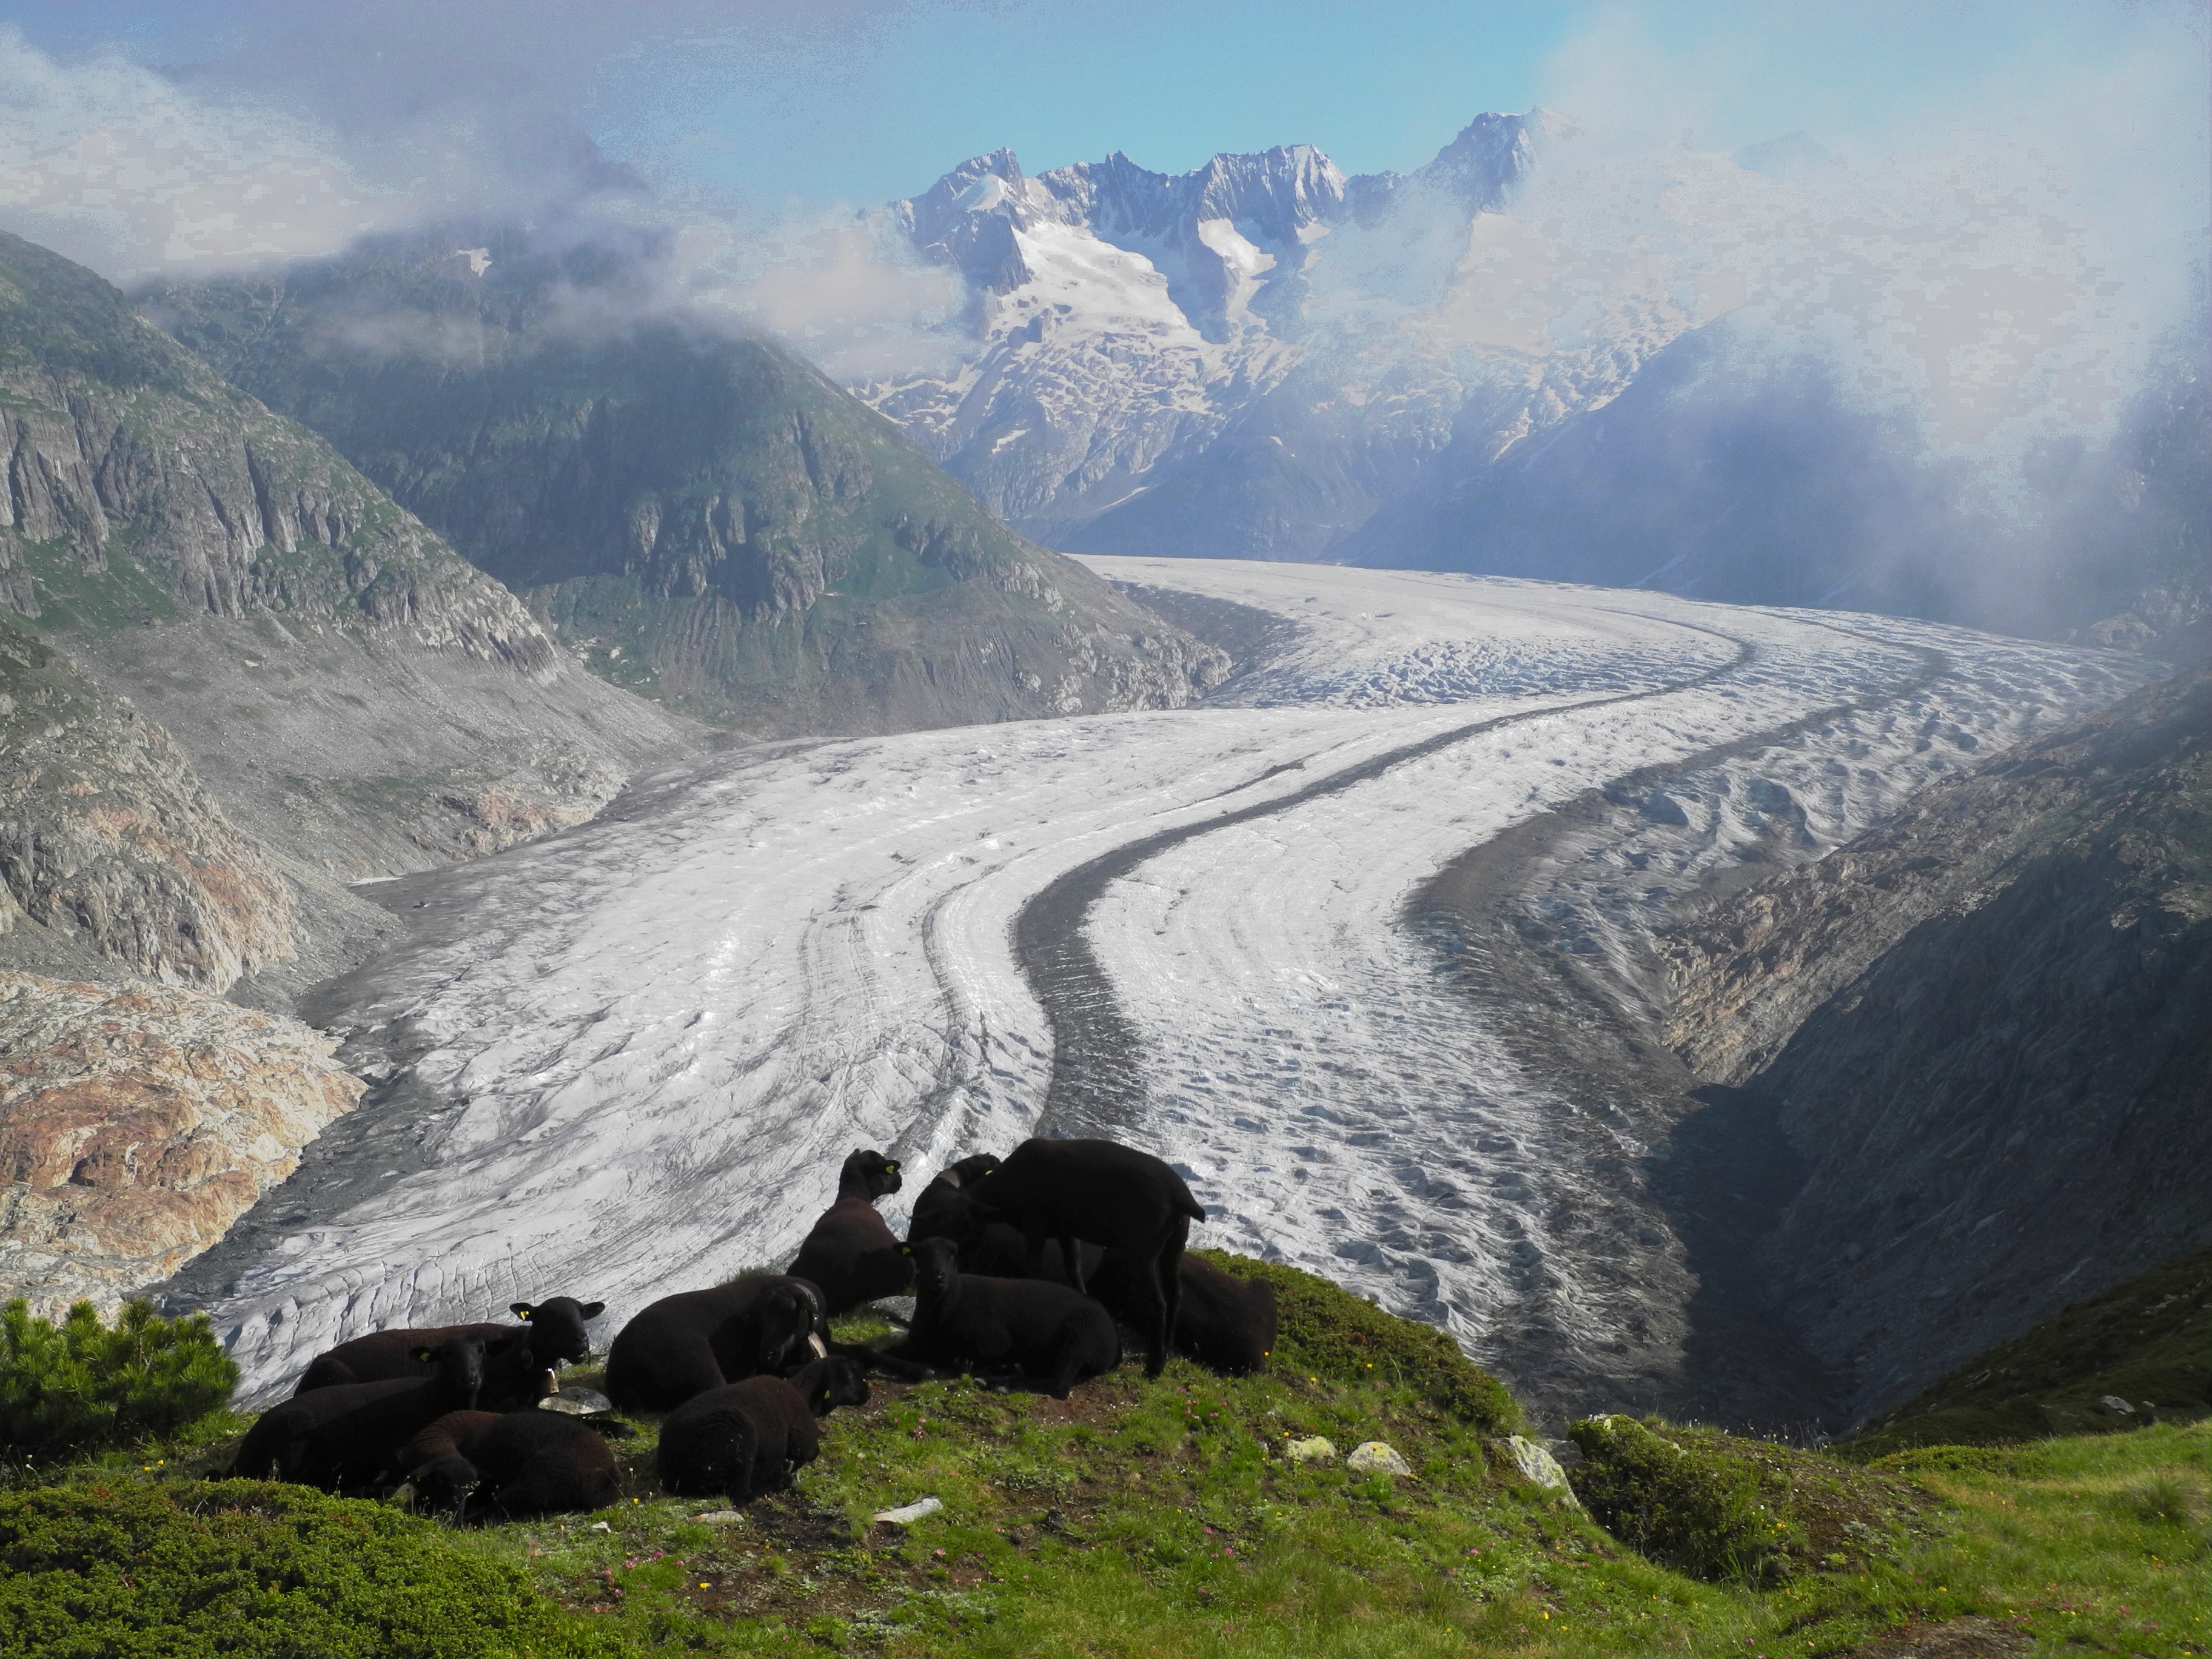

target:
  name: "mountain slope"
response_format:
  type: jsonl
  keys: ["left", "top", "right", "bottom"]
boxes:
{"left": 0, "top": 228, "right": 696, "bottom": 1003}
{"left": 1661, "top": 665, "right": 2212, "bottom": 1423}
{"left": 142, "top": 231, "right": 1228, "bottom": 735}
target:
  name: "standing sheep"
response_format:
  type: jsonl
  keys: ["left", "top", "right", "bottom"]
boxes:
{"left": 966, "top": 1138, "right": 1204, "bottom": 1377}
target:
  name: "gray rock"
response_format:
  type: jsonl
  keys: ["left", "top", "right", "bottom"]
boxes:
{"left": 1346, "top": 1441, "right": 1412, "bottom": 1476}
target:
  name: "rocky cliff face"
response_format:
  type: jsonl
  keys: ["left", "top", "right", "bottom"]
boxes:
{"left": 0, "top": 622, "right": 295, "bottom": 990}
{"left": 0, "top": 229, "right": 698, "bottom": 987}
{"left": 1661, "top": 667, "right": 2212, "bottom": 1421}
{"left": 141, "top": 233, "right": 1228, "bottom": 735}
{"left": 0, "top": 970, "right": 364, "bottom": 1316}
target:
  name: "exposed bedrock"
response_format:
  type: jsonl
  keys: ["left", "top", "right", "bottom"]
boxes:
{"left": 1662, "top": 666, "right": 2212, "bottom": 1423}
{"left": 0, "top": 970, "right": 364, "bottom": 1316}
{"left": 0, "top": 623, "right": 296, "bottom": 990}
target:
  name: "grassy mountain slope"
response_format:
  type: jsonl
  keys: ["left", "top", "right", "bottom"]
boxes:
{"left": 142, "top": 230, "right": 1228, "bottom": 734}
{"left": 6, "top": 1256, "right": 2205, "bottom": 1658}
{"left": 1838, "top": 1245, "right": 2212, "bottom": 1460}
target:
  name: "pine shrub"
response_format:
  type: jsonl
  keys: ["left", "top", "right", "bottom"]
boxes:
{"left": 1, "top": 1298, "right": 238, "bottom": 1463}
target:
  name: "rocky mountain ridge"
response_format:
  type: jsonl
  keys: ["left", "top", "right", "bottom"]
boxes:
{"left": 141, "top": 229, "right": 1229, "bottom": 736}
{"left": 861, "top": 117, "right": 2205, "bottom": 654}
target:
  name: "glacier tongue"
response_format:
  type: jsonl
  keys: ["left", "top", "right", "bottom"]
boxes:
{"left": 171, "top": 560, "right": 2152, "bottom": 1412}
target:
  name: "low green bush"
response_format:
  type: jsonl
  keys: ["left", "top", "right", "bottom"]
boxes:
{"left": 1566, "top": 1415, "right": 1792, "bottom": 1584}
{"left": 0, "top": 1480, "right": 629, "bottom": 1658}
{"left": 1, "top": 1298, "right": 238, "bottom": 1465}
{"left": 1199, "top": 1250, "right": 1523, "bottom": 1432}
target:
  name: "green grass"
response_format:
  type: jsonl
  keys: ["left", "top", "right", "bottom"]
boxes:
{"left": 5, "top": 1258, "right": 2207, "bottom": 1657}
{"left": 1838, "top": 1245, "right": 2212, "bottom": 1460}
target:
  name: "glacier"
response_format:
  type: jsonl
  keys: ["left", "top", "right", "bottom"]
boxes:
{"left": 164, "top": 560, "right": 2153, "bottom": 1416}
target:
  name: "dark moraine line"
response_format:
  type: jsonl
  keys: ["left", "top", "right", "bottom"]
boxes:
{"left": 1405, "top": 626, "right": 1951, "bottom": 1433}
{"left": 1017, "top": 620, "right": 1759, "bottom": 1139}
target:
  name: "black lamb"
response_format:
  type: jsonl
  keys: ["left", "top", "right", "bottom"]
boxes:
{"left": 400, "top": 1408, "right": 624, "bottom": 1519}
{"left": 657, "top": 1356, "right": 871, "bottom": 1503}
{"left": 294, "top": 1295, "right": 604, "bottom": 1407}
{"left": 786, "top": 1148, "right": 913, "bottom": 1314}
{"left": 965, "top": 1137, "right": 1204, "bottom": 1377}
{"left": 896, "top": 1236, "right": 1120, "bottom": 1398}
{"left": 233, "top": 1332, "right": 501, "bottom": 1492}
{"left": 1090, "top": 1250, "right": 1278, "bottom": 1375}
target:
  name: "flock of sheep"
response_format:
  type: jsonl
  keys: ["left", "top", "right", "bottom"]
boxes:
{"left": 228, "top": 1136, "right": 1279, "bottom": 1521}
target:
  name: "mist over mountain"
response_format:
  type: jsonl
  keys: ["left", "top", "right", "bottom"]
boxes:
{"left": 142, "top": 226, "right": 1229, "bottom": 735}
{"left": 853, "top": 114, "right": 2207, "bottom": 657}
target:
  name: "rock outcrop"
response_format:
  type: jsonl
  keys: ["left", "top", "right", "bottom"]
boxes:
{"left": 1661, "top": 666, "right": 2212, "bottom": 1421}
{"left": 0, "top": 622, "right": 296, "bottom": 989}
{"left": 142, "top": 232, "right": 1230, "bottom": 736}
{"left": 0, "top": 970, "right": 364, "bottom": 1316}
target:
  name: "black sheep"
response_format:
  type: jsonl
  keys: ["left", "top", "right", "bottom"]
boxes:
{"left": 903, "top": 1153, "right": 1003, "bottom": 1252}
{"left": 965, "top": 1138, "right": 1204, "bottom": 1378}
{"left": 232, "top": 1332, "right": 500, "bottom": 1492}
{"left": 896, "top": 1236, "right": 1121, "bottom": 1398}
{"left": 1090, "top": 1251, "right": 1278, "bottom": 1375}
{"left": 400, "top": 1409, "right": 624, "bottom": 1519}
{"left": 786, "top": 1148, "right": 913, "bottom": 1314}
{"left": 602, "top": 1276, "right": 823, "bottom": 1412}
{"left": 294, "top": 1295, "right": 605, "bottom": 1407}
{"left": 657, "top": 1356, "right": 871, "bottom": 1503}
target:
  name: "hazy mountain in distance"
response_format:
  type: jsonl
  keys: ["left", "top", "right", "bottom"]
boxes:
{"left": 863, "top": 115, "right": 2207, "bottom": 658}
{"left": 144, "top": 228, "right": 1228, "bottom": 737}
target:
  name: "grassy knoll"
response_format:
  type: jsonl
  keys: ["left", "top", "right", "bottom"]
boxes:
{"left": 1838, "top": 1245, "right": 2211, "bottom": 1461}
{"left": 4, "top": 1259, "right": 2207, "bottom": 1657}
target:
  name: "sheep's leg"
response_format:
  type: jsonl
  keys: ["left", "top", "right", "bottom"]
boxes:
{"left": 1045, "top": 1329, "right": 1084, "bottom": 1399}
{"left": 723, "top": 1420, "right": 762, "bottom": 1504}
{"left": 1160, "top": 1217, "right": 1190, "bottom": 1361}
{"left": 1060, "top": 1235, "right": 1086, "bottom": 1295}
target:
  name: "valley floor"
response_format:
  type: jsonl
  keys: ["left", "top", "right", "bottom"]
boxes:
{"left": 159, "top": 562, "right": 2153, "bottom": 1422}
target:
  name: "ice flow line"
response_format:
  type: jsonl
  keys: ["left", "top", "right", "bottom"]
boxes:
{"left": 1016, "top": 623, "right": 1760, "bottom": 1140}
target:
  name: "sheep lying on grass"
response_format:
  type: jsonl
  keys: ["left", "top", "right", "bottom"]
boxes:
{"left": 603, "top": 1278, "right": 825, "bottom": 1412}
{"left": 894, "top": 1236, "right": 1121, "bottom": 1398}
{"left": 400, "top": 1408, "right": 623, "bottom": 1519}
{"left": 787, "top": 1148, "right": 913, "bottom": 1315}
{"left": 233, "top": 1333, "right": 503, "bottom": 1492}
{"left": 657, "top": 1356, "right": 871, "bottom": 1503}
{"left": 295, "top": 1295, "right": 605, "bottom": 1408}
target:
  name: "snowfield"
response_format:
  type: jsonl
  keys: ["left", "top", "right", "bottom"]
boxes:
{"left": 187, "top": 561, "right": 2153, "bottom": 1406}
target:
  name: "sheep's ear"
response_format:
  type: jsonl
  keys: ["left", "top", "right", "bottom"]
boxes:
{"left": 511, "top": 1302, "right": 535, "bottom": 1319}
{"left": 411, "top": 1346, "right": 436, "bottom": 1363}
{"left": 581, "top": 1301, "right": 606, "bottom": 1320}
{"left": 897, "top": 1244, "right": 912, "bottom": 1256}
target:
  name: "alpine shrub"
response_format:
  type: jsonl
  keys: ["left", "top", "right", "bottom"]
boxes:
{"left": 1, "top": 1298, "right": 238, "bottom": 1463}
{"left": 1566, "top": 1414, "right": 1791, "bottom": 1583}
{"left": 0, "top": 1480, "right": 629, "bottom": 1658}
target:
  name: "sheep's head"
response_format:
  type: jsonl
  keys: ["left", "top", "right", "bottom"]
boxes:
{"left": 510, "top": 1296, "right": 605, "bottom": 1365}
{"left": 844, "top": 1147, "right": 903, "bottom": 1199}
{"left": 903, "top": 1236, "right": 961, "bottom": 1299}
{"left": 416, "top": 1335, "right": 491, "bottom": 1409}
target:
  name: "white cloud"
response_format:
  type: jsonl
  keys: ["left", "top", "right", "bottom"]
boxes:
{"left": 0, "top": 28, "right": 421, "bottom": 281}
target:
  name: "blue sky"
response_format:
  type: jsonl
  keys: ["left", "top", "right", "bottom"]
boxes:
{"left": 6, "top": 0, "right": 2203, "bottom": 209}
